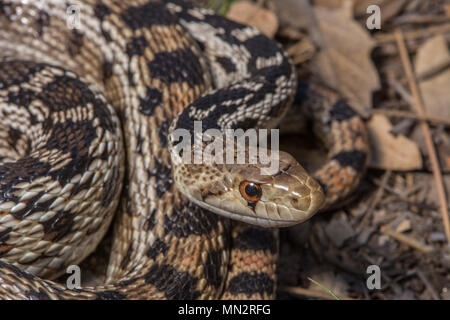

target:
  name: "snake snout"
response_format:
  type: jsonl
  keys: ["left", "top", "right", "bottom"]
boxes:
{"left": 263, "top": 152, "right": 325, "bottom": 226}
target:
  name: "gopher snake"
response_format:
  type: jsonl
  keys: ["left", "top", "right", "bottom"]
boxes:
{"left": 0, "top": 0, "right": 369, "bottom": 299}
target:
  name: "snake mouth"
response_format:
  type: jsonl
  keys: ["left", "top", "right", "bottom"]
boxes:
{"left": 182, "top": 190, "right": 320, "bottom": 228}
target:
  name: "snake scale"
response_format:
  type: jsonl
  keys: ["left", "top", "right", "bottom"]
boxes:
{"left": 0, "top": 0, "right": 369, "bottom": 299}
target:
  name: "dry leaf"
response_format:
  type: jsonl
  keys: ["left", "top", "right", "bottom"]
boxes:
{"left": 313, "top": 0, "right": 344, "bottom": 9}
{"left": 227, "top": 1, "right": 279, "bottom": 38}
{"left": 415, "top": 35, "right": 450, "bottom": 118}
{"left": 367, "top": 114, "right": 422, "bottom": 170}
{"left": 309, "top": 0, "right": 380, "bottom": 116}
{"left": 273, "top": 0, "right": 314, "bottom": 29}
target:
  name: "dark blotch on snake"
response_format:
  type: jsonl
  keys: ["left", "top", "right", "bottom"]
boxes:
{"left": 0, "top": 227, "right": 12, "bottom": 243}
{"left": 244, "top": 35, "right": 280, "bottom": 59}
{"left": 215, "top": 56, "right": 236, "bottom": 73}
{"left": 157, "top": 119, "right": 171, "bottom": 147}
{"left": 234, "top": 227, "right": 276, "bottom": 253}
{"left": 329, "top": 99, "right": 358, "bottom": 121}
{"left": 147, "top": 49, "right": 204, "bottom": 85}
{"left": 120, "top": 243, "right": 134, "bottom": 269}
{"left": 0, "top": 61, "right": 44, "bottom": 88}
{"left": 7, "top": 88, "right": 37, "bottom": 108}
{"left": 227, "top": 272, "right": 274, "bottom": 297}
{"left": 144, "top": 264, "right": 201, "bottom": 300}
{"left": 32, "top": 10, "right": 50, "bottom": 36}
{"left": 332, "top": 150, "right": 367, "bottom": 172}
{"left": 8, "top": 127, "right": 23, "bottom": 151}
{"left": 93, "top": 3, "right": 112, "bottom": 20}
{"left": 121, "top": 2, "right": 177, "bottom": 30}
{"left": 146, "top": 238, "right": 169, "bottom": 260}
{"left": 138, "top": 87, "right": 163, "bottom": 116}
{"left": 93, "top": 4, "right": 113, "bottom": 41}
{"left": 41, "top": 210, "right": 75, "bottom": 242}
{"left": 126, "top": 36, "right": 148, "bottom": 57}
{"left": 95, "top": 290, "right": 127, "bottom": 300}
{"left": 103, "top": 61, "right": 114, "bottom": 80}
{"left": 0, "top": 228, "right": 12, "bottom": 256}
{"left": 203, "top": 250, "right": 223, "bottom": 288}
{"left": 24, "top": 289, "right": 51, "bottom": 300}
{"left": 144, "top": 208, "right": 158, "bottom": 231}
{"left": 146, "top": 158, "right": 172, "bottom": 198}
{"left": 164, "top": 202, "right": 219, "bottom": 238}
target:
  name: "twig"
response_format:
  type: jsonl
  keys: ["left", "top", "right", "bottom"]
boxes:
{"left": 393, "top": 15, "right": 450, "bottom": 25}
{"left": 373, "top": 109, "right": 450, "bottom": 126}
{"left": 395, "top": 29, "right": 450, "bottom": 245}
{"left": 387, "top": 77, "right": 413, "bottom": 104}
{"left": 416, "top": 269, "right": 440, "bottom": 300}
{"left": 375, "top": 23, "right": 450, "bottom": 44}
{"left": 380, "top": 224, "right": 434, "bottom": 254}
{"left": 357, "top": 171, "right": 392, "bottom": 228}
{"left": 372, "top": 177, "right": 422, "bottom": 203}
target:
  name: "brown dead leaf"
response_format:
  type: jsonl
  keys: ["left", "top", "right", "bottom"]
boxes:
{"left": 227, "top": 1, "right": 279, "bottom": 38}
{"left": 309, "top": 0, "right": 380, "bottom": 116}
{"left": 313, "top": 0, "right": 344, "bottom": 9}
{"left": 273, "top": 0, "right": 314, "bottom": 30}
{"left": 367, "top": 114, "right": 422, "bottom": 170}
{"left": 415, "top": 35, "right": 450, "bottom": 118}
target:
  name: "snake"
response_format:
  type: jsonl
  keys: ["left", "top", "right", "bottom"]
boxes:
{"left": 0, "top": 0, "right": 369, "bottom": 299}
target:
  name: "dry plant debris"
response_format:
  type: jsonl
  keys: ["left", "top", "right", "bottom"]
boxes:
{"left": 367, "top": 114, "right": 422, "bottom": 170}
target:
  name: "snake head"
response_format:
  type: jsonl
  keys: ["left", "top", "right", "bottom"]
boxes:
{"left": 174, "top": 151, "right": 325, "bottom": 228}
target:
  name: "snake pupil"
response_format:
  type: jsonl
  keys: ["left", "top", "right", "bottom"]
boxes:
{"left": 243, "top": 183, "right": 261, "bottom": 200}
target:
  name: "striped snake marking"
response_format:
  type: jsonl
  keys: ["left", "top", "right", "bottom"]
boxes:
{"left": 0, "top": 0, "right": 369, "bottom": 299}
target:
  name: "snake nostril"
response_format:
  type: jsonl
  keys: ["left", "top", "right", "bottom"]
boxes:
{"left": 290, "top": 197, "right": 298, "bottom": 207}
{"left": 290, "top": 195, "right": 310, "bottom": 211}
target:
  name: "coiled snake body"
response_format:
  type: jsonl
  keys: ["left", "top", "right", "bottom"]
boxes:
{"left": 0, "top": 0, "right": 369, "bottom": 299}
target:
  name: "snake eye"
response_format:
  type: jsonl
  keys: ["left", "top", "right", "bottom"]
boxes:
{"left": 239, "top": 181, "right": 262, "bottom": 203}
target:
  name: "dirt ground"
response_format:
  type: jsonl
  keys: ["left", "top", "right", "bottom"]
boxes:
{"left": 195, "top": 0, "right": 450, "bottom": 300}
